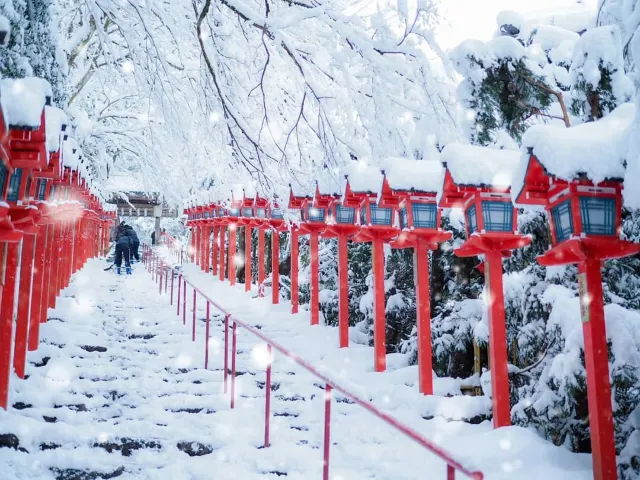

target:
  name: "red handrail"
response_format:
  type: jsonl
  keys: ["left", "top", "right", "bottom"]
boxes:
{"left": 142, "top": 244, "right": 483, "bottom": 480}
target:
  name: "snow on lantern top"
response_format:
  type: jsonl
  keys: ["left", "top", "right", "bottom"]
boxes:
{"left": 341, "top": 160, "right": 382, "bottom": 198}
{"left": 0, "top": 77, "right": 51, "bottom": 129}
{"left": 288, "top": 182, "right": 313, "bottom": 209}
{"left": 512, "top": 103, "right": 633, "bottom": 206}
{"left": 440, "top": 144, "right": 519, "bottom": 194}
{"left": 380, "top": 157, "right": 444, "bottom": 196}
{"left": 45, "top": 106, "right": 68, "bottom": 153}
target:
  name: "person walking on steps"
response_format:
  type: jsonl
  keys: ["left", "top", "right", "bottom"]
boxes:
{"left": 124, "top": 224, "right": 140, "bottom": 263}
{"left": 151, "top": 231, "right": 156, "bottom": 245}
{"left": 115, "top": 224, "right": 133, "bottom": 275}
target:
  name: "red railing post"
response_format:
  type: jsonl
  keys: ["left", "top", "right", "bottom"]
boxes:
{"left": 224, "top": 314, "right": 230, "bottom": 394}
{"left": 230, "top": 321, "right": 237, "bottom": 409}
{"left": 205, "top": 301, "right": 210, "bottom": 369}
{"left": 170, "top": 271, "right": 175, "bottom": 305}
{"left": 182, "top": 278, "right": 187, "bottom": 325}
{"left": 447, "top": 465, "right": 455, "bottom": 480}
{"left": 165, "top": 266, "right": 168, "bottom": 293}
{"left": 192, "top": 289, "right": 197, "bottom": 342}
{"left": 323, "top": 384, "right": 333, "bottom": 480}
{"left": 159, "top": 260, "right": 163, "bottom": 295}
{"left": 177, "top": 274, "right": 182, "bottom": 316}
{"left": 264, "top": 344, "right": 272, "bottom": 448}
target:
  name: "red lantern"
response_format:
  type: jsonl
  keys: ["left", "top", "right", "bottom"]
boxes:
{"left": 513, "top": 120, "right": 639, "bottom": 480}
{"left": 378, "top": 158, "right": 452, "bottom": 394}
{"left": 439, "top": 143, "right": 531, "bottom": 429}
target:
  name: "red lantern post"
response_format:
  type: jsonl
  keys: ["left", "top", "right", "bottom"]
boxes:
{"left": 342, "top": 162, "right": 399, "bottom": 372}
{"left": 266, "top": 199, "right": 288, "bottom": 305}
{"left": 237, "top": 188, "right": 258, "bottom": 292}
{"left": 289, "top": 186, "right": 325, "bottom": 323}
{"left": 253, "top": 193, "right": 269, "bottom": 295}
{"left": 513, "top": 119, "right": 639, "bottom": 480}
{"left": 314, "top": 179, "right": 359, "bottom": 348}
{"left": 378, "top": 158, "right": 452, "bottom": 395}
{"left": 439, "top": 144, "right": 531, "bottom": 428}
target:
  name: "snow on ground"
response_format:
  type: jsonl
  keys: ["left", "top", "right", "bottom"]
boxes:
{"left": 0, "top": 253, "right": 593, "bottom": 479}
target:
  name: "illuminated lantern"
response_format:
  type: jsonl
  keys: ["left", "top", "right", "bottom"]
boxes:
{"left": 439, "top": 143, "right": 531, "bottom": 429}
{"left": 342, "top": 161, "right": 399, "bottom": 372}
{"left": 378, "top": 158, "right": 451, "bottom": 394}
{"left": 512, "top": 109, "right": 638, "bottom": 480}
{"left": 289, "top": 184, "right": 324, "bottom": 323}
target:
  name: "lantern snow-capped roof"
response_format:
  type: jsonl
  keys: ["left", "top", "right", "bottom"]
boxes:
{"left": 341, "top": 160, "right": 382, "bottom": 200}
{"left": 379, "top": 158, "right": 444, "bottom": 197}
{"left": 439, "top": 143, "right": 527, "bottom": 244}
{"left": 512, "top": 104, "right": 637, "bottom": 255}
{"left": 44, "top": 106, "right": 68, "bottom": 153}
{"left": 512, "top": 103, "right": 633, "bottom": 206}
{"left": 441, "top": 144, "right": 518, "bottom": 191}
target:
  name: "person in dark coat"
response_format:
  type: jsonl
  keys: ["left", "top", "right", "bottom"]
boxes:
{"left": 151, "top": 231, "right": 156, "bottom": 245}
{"left": 124, "top": 224, "right": 140, "bottom": 262}
{"left": 115, "top": 225, "right": 132, "bottom": 275}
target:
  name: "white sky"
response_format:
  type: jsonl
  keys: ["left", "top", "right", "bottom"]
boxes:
{"left": 434, "top": 0, "right": 599, "bottom": 50}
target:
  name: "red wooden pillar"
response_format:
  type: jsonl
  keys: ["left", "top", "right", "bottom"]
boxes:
{"left": 485, "top": 251, "right": 511, "bottom": 428}
{"left": 310, "top": 231, "right": 319, "bottom": 325}
{"left": 42, "top": 224, "right": 54, "bottom": 322}
{"left": 195, "top": 225, "right": 200, "bottom": 267}
{"left": 190, "top": 227, "right": 196, "bottom": 263}
{"left": 212, "top": 225, "right": 218, "bottom": 276}
{"left": 337, "top": 235, "right": 349, "bottom": 347}
{"left": 0, "top": 243, "right": 21, "bottom": 409}
{"left": 414, "top": 238, "right": 433, "bottom": 395}
{"left": 14, "top": 233, "right": 36, "bottom": 379}
{"left": 219, "top": 226, "right": 225, "bottom": 281}
{"left": 372, "top": 238, "right": 386, "bottom": 372}
{"left": 49, "top": 224, "right": 60, "bottom": 307}
{"left": 28, "top": 228, "right": 47, "bottom": 351}
{"left": 200, "top": 225, "right": 206, "bottom": 270}
{"left": 245, "top": 226, "right": 252, "bottom": 292}
{"left": 204, "top": 226, "right": 211, "bottom": 273}
{"left": 258, "top": 229, "right": 265, "bottom": 295}
{"left": 272, "top": 231, "right": 280, "bottom": 304}
{"left": 228, "top": 225, "right": 236, "bottom": 286}
{"left": 290, "top": 229, "right": 298, "bottom": 312}
{"left": 579, "top": 258, "right": 617, "bottom": 480}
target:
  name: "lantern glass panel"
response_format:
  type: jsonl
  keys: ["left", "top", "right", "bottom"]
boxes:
{"left": 243, "top": 207, "right": 253, "bottom": 217}
{"left": 205, "top": 211, "right": 210, "bottom": 219}
{"left": 412, "top": 203, "right": 437, "bottom": 229}
{"left": 7, "top": 167, "right": 22, "bottom": 202}
{"left": 307, "top": 207, "right": 325, "bottom": 223}
{"left": 50, "top": 184, "right": 56, "bottom": 200}
{"left": 336, "top": 205, "right": 355, "bottom": 224}
{"left": 360, "top": 207, "right": 367, "bottom": 224}
{"left": 551, "top": 199, "right": 574, "bottom": 242}
{"left": 481, "top": 201, "right": 513, "bottom": 232}
{"left": 218, "top": 208, "right": 225, "bottom": 216}
{"left": 399, "top": 207, "right": 408, "bottom": 229}
{"left": 256, "top": 208, "right": 266, "bottom": 218}
{"left": 271, "top": 208, "right": 284, "bottom": 219}
{"left": 0, "top": 162, "right": 7, "bottom": 199}
{"left": 370, "top": 205, "right": 393, "bottom": 226}
{"left": 229, "top": 207, "right": 240, "bottom": 217}
{"left": 465, "top": 204, "right": 478, "bottom": 234}
{"left": 38, "top": 179, "right": 47, "bottom": 200}
{"left": 579, "top": 197, "right": 616, "bottom": 236}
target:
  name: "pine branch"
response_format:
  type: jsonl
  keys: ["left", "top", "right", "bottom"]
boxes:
{"left": 522, "top": 76, "right": 571, "bottom": 127}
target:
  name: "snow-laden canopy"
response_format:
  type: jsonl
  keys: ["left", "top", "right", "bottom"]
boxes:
{"left": 440, "top": 143, "right": 520, "bottom": 188}
{"left": 512, "top": 102, "right": 635, "bottom": 201}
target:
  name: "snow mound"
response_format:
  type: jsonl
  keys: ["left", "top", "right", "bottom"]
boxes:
{"left": 382, "top": 157, "right": 444, "bottom": 194}
{"left": 441, "top": 143, "right": 520, "bottom": 189}
{"left": 0, "top": 77, "right": 50, "bottom": 128}
{"left": 342, "top": 160, "right": 382, "bottom": 194}
{"left": 528, "top": 25, "right": 579, "bottom": 52}
{"left": 45, "top": 106, "right": 68, "bottom": 153}
{"left": 514, "top": 103, "right": 634, "bottom": 201}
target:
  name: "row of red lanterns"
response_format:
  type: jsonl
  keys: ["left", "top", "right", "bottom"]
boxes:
{"left": 185, "top": 144, "right": 635, "bottom": 480}
{"left": 0, "top": 77, "right": 116, "bottom": 410}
